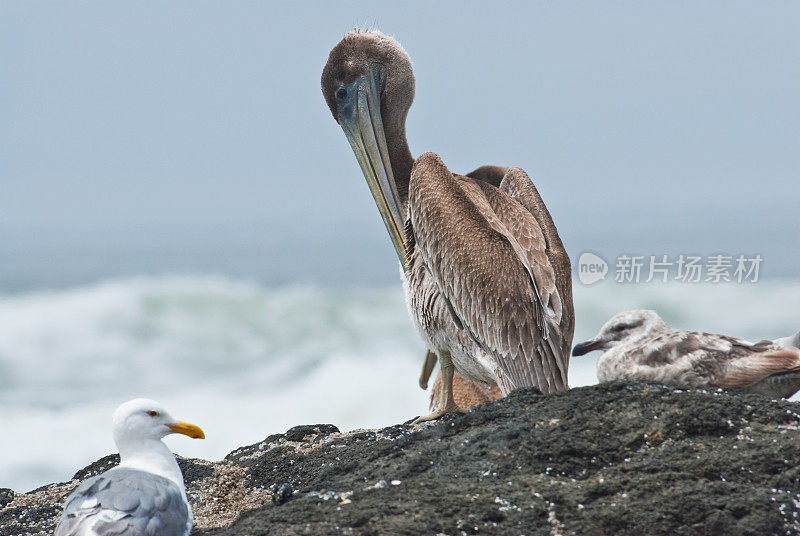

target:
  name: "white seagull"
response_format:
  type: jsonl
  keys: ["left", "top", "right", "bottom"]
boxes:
{"left": 55, "top": 398, "right": 205, "bottom": 536}
{"left": 572, "top": 310, "right": 800, "bottom": 398}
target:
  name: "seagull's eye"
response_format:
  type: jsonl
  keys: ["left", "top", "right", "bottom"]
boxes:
{"left": 335, "top": 86, "right": 347, "bottom": 101}
{"left": 147, "top": 410, "right": 159, "bottom": 417}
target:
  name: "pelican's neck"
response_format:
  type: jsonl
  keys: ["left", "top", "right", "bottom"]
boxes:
{"left": 384, "top": 111, "right": 414, "bottom": 215}
{"left": 117, "top": 437, "right": 185, "bottom": 491}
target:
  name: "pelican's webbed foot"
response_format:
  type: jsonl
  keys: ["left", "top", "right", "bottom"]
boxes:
{"left": 412, "top": 401, "right": 467, "bottom": 424}
{"left": 412, "top": 350, "right": 466, "bottom": 424}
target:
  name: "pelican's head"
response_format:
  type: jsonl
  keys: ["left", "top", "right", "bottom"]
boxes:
{"left": 322, "top": 29, "right": 415, "bottom": 266}
{"left": 112, "top": 398, "right": 204, "bottom": 450}
{"left": 572, "top": 310, "right": 668, "bottom": 356}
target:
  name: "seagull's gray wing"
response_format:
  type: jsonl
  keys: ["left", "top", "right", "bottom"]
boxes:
{"left": 55, "top": 467, "right": 189, "bottom": 536}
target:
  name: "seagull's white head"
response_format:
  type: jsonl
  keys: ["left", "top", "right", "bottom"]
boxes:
{"left": 112, "top": 398, "right": 204, "bottom": 451}
{"left": 572, "top": 310, "right": 668, "bottom": 356}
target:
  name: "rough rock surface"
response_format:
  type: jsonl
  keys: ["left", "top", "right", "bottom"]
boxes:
{"left": 3, "top": 382, "right": 800, "bottom": 535}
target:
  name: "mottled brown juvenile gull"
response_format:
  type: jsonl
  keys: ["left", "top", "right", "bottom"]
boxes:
{"left": 321, "top": 29, "right": 573, "bottom": 422}
{"left": 55, "top": 399, "right": 205, "bottom": 536}
{"left": 573, "top": 310, "right": 800, "bottom": 398}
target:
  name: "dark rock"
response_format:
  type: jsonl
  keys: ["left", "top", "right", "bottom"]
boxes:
{"left": 4, "top": 382, "right": 800, "bottom": 536}
{"left": 225, "top": 433, "right": 285, "bottom": 463}
{"left": 271, "top": 483, "right": 294, "bottom": 505}
{"left": 178, "top": 457, "right": 215, "bottom": 485}
{"left": 0, "top": 504, "right": 60, "bottom": 535}
{"left": 72, "top": 453, "right": 119, "bottom": 480}
{"left": 0, "top": 488, "right": 14, "bottom": 508}
{"left": 284, "top": 424, "right": 340, "bottom": 442}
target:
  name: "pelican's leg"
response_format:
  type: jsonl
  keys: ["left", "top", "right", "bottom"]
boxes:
{"left": 418, "top": 350, "right": 438, "bottom": 389}
{"left": 413, "top": 350, "right": 466, "bottom": 423}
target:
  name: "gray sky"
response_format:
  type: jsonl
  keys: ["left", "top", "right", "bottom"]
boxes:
{"left": 2, "top": 1, "right": 799, "bottom": 287}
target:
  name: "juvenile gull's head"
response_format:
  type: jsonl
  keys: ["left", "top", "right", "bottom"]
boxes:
{"left": 572, "top": 310, "right": 668, "bottom": 356}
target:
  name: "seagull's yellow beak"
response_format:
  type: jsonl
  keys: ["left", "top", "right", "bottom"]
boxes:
{"left": 168, "top": 421, "right": 205, "bottom": 439}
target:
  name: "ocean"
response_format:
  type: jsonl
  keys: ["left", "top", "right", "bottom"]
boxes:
{"left": 1, "top": 271, "right": 798, "bottom": 493}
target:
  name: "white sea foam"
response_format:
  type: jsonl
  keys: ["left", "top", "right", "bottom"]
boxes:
{"left": 1, "top": 275, "right": 798, "bottom": 491}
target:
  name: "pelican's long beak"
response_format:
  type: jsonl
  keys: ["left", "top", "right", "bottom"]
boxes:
{"left": 571, "top": 338, "right": 605, "bottom": 357}
{"left": 337, "top": 68, "right": 408, "bottom": 270}
{"left": 168, "top": 421, "right": 205, "bottom": 439}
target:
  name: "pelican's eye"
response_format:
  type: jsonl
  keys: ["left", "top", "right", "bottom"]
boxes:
{"left": 335, "top": 86, "right": 347, "bottom": 101}
{"left": 147, "top": 410, "right": 159, "bottom": 417}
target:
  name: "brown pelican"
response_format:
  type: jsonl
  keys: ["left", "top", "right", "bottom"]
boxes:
{"left": 573, "top": 310, "right": 800, "bottom": 398}
{"left": 322, "top": 30, "right": 574, "bottom": 420}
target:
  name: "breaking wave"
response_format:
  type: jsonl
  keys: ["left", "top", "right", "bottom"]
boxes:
{"left": 1, "top": 275, "right": 798, "bottom": 491}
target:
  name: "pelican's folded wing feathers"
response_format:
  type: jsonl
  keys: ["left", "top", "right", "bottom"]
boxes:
{"left": 408, "top": 152, "right": 567, "bottom": 393}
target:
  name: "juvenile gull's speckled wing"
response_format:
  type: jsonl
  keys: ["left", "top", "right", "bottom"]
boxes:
{"left": 661, "top": 333, "right": 800, "bottom": 391}
{"left": 408, "top": 152, "right": 567, "bottom": 394}
{"left": 55, "top": 467, "right": 189, "bottom": 536}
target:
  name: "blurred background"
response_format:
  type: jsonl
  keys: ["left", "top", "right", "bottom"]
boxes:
{"left": 1, "top": 1, "right": 798, "bottom": 492}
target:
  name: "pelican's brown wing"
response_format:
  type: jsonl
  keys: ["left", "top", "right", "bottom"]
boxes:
{"left": 408, "top": 152, "right": 567, "bottom": 394}
{"left": 498, "top": 167, "right": 574, "bottom": 361}
{"left": 465, "top": 165, "right": 508, "bottom": 187}
{"left": 472, "top": 177, "right": 568, "bottom": 390}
